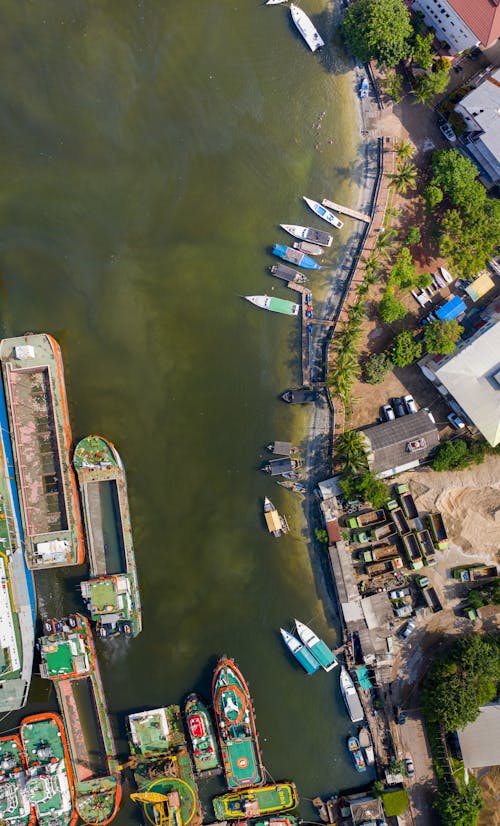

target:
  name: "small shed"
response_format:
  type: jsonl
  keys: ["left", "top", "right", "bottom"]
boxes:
{"left": 465, "top": 272, "right": 495, "bottom": 302}
{"left": 435, "top": 295, "right": 467, "bottom": 321}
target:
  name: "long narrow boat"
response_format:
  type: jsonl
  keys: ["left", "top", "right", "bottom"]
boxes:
{"left": 212, "top": 657, "right": 265, "bottom": 790}
{"left": 73, "top": 435, "right": 142, "bottom": 638}
{"left": 269, "top": 264, "right": 308, "bottom": 285}
{"left": 293, "top": 241, "right": 323, "bottom": 256}
{"left": 294, "top": 619, "right": 337, "bottom": 672}
{"left": 277, "top": 480, "right": 306, "bottom": 495}
{"left": 272, "top": 244, "right": 321, "bottom": 270}
{"left": 38, "top": 615, "right": 121, "bottom": 826}
{"left": 303, "top": 197, "right": 343, "bottom": 229}
{"left": 20, "top": 713, "right": 77, "bottom": 826}
{"left": 0, "top": 377, "right": 36, "bottom": 714}
{"left": 0, "top": 334, "right": 85, "bottom": 569}
{"left": 280, "top": 224, "right": 333, "bottom": 247}
{"left": 213, "top": 782, "right": 298, "bottom": 820}
{"left": 280, "top": 628, "right": 319, "bottom": 675}
{"left": 264, "top": 498, "right": 289, "bottom": 538}
{"left": 339, "top": 667, "right": 364, "bottom": 723}
{"left": 184, "top": 693, "right": 222, "bottom": 777}
{"left": 0, "top": 734, "right": 34, "bottom": 826}
{"left": 245, "top": 295, "right": 299, "bottom": 316}
{"left": 347, "top": 737, "right": 366, "bottom": 773}
{"left": 290, "top": 5, "right": 324, "bottom": 51}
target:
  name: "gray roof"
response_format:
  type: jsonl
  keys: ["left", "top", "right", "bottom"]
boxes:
{"left": 362, "top": 410, "right": 439, "bottom": 474}
{"left": 457, "top": 703, "right": 500, "bottom": 768}
{"left": 328, "top": 542, "right": 359, "bottom": 604}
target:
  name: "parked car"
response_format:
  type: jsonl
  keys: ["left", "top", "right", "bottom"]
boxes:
{"left": 448, "top": 412, "right": 465, "bottom": 429}
{"left": 399, "top": 620, "right": 416, "bottom": 640}
{"left": 403, "top": 394, "right": 417, "bottom": 414}
{"left": 424, "top": 407, "right": 435, "bottom": 424}
{"left": 405, "top": 757, "right": 415, "bottom": 778}
{"left": 392, "top": 397, "right": 406, "bottom": 417}
{"left": 382, "top": 403, "right": 395, "bottom": 421}
{"left": 389, "top": 587, "right": 411, "bottom": 600}
{"left": 439, "top": 121, "right": 456, "bottom": 143}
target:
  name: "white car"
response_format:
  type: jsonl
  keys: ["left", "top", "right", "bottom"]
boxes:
{"left": 383, "top": 403, "right": 396, "bottom": 421}
{"left": 448, "top": 412, "right": 465, "bottom": 430}
{"left": 439, "top": 121, "right": 456, "bottom": 143}
{"left": 403, "top": 394, "right": 418, "bottom": 414}
{"left": 405, "top": 756, "right": 415, "bottom": 778}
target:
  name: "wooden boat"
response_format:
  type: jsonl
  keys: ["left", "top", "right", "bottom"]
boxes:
{"left": 264, "top": 497, "right": 289, "bottom": 537}
{"left": 280, "top": 224, "right": 333, "bottom": 247}
{"left": 281, "top": 387, "right": 317, "bottom": 404}
{"left": 293, "top": 241, "right": 323, "bottom": 256}
{"left": 277, "top": 480, "right": 306, "bottom": 495}
{"left": 269, "top": 263, "right": 308, "bottom": 284}
{"left": 272, "top": 244, "right": 321, "bottom": 270}
{"left": 280, "top": 629, "right": 319, "bottom": 674}
{"left": 266, "top": 441, "right": 300, "bottom": 456}
{"left": 303, "top": 197, "right": 343, "bottom": 229}
{"left": 290, "top": 4, "right": 324, "bottom": 51}
{"left": 347, "top": 736, "right": 366, "bottom": 773}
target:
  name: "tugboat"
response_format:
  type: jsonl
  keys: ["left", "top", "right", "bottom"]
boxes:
{"left": 213, "top": 782, "right": 298, "bottom": 820}
{"left": 0, "top": 734, "right": 34, "bottom": 826}
{"left": 212, "top": 657, "right": 264, "bottom": 790}
{"left": 263, "top": 498, "right": 289, "bottom": 538}
{"left": 347, "top": 736, "right": 366, "bottom": 773}
{"left": 294, "top": 619, "right": 337, "bottom": 672}
{"left": 184, "top": 693, "right": 221, "bottom": 777}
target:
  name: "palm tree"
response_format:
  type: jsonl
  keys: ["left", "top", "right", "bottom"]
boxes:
{"left": 385, "top": 205, "right": 403, "bottom": 221}
{"left": 388, "top": 160, "right": 417, "bottom": 195}
{"left": 375, "top": 227, "right": 398, "bottom": 254}
{"left": 395, "top": 140, "right": 414, "bottom": 162}
{"left": 334, "top": 429, "right": 369, "bottom": 473}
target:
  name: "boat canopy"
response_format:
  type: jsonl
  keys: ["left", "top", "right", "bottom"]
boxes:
{"left": 265, "top": 510, "right": 282, "bottom": 533}
{"left": 267, "top": 458, "right": 294, "bottom": 476}
{"left": 271, "top": 441, "right": 293, "bottom": 455}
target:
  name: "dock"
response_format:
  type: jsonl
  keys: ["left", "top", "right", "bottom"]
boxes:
{"left": 269, "top": 269, "right": 313, "bottom": 386}
{"left": 322, "top": 198, "right": 371, "bottom": 224}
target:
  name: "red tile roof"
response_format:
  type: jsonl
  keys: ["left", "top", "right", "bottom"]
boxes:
{"left": 448, "top": 0, "right": 500, "bottom": 47}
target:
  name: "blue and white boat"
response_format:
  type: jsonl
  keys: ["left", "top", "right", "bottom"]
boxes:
{"left": 280, "top": 628, "right": 320, "bottom": 675}
{"left": 347, "top": 736, "right": 366, "bottom": 773}
{"left": 303, "top": 197, "right": 343, "bottom": 229}
{"left": 359, "top": 77, "right": 369, "bottom": 98}
{"left": 295, "top": 619, "right": 337, "bottom": 672}
{"left": 272, "top": 244, "right": 321, "bottom": 270}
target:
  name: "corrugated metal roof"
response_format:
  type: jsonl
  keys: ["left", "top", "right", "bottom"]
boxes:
{"left": 457, "top": 703, "right": 500, "bottom": 768}
{"left": 449, "top": 0, "right": 500, "bottom": 46}
{"left": 465, "top": 272, "right": 495, "bottom": 302}
{"left": 362, "top": 410, "right": 439, "bottom": 473}
{"left": 435, "top": 295, "right": 467, "bottom": 321}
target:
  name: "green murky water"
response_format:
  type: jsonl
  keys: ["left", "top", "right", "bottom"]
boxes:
{"left": 0, "top": 0, "right": 373, "bottom": 820}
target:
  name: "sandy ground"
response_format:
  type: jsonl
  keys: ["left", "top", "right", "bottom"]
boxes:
{"left": 399, "top": 455, "right": 500, "bottom": 561}
{"left": 478, "top": 767, "right": 500, "bottom": 826}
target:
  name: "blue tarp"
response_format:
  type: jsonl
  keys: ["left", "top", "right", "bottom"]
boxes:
{"left": 435, "top": 295, "right": 466, "bottom": 321}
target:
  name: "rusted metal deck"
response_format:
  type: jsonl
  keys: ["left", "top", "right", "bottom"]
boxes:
{"left": 322, "top": 198, "right": 371, "bottom": 223}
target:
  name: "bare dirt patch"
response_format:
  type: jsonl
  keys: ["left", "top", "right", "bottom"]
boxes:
{"left": 478, "top": 767, "right": 500, "bottom": 826}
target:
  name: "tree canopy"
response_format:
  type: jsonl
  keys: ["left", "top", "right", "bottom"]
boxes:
{"left": 335, "top": 429, "right": 369, "bottom": 473}
{"left": 413, "top": 64, "right": 450, "bottom": 104}
{"left": 431, "top": 149, "right": 485, "bottom": 213}
{"left": 379, "top": 290, "right": 408, "bottom": 324}
{"left": 341, "top": 0, "right": 412, "bottom": 67}
{"left": 388, "top": 247, "right": 417, "bottom": 290}
{"left": 424, "top": 319, "right": 463, "bottom": 354}
{"left": 391, "top": 330, "right": 422, "bottom": 367}
{"left": 363, "top": 352, "right": 393, "bottom": 384}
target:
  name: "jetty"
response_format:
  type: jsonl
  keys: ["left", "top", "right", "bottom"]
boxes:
{"left": 322, "top": 198, "right": 371, "bottom": 224}
{"left": 268, "top": 271, "right": 313, "bottom": 386}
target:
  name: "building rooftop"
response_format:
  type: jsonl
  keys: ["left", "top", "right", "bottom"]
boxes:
{"left": 456, "top": 68, "right": 500, "bottom": 167}
{"left": 328, "top": 542, "right": 359, "bottom": 605}
{"left": 448, "top": 0, "right": 500, "bottom": 47}
{"left": 457, "top": 702, "right": 500, "bottom": 768}
{"left": 361, "top": 410, "right": 439, "bottom": 476}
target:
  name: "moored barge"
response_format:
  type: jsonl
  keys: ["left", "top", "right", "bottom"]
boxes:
{"left": 213, "top": 782, "right": 298, "bottom": 820}
{"left": 0, "top": 733, "right": 34, "bottom": 826}
{"left": 212, "top": 657, "right": 265, "bottom": 790}
{"left": 73, "top": 435, "right": 141, "bottom": 638}
{"left": 0, "top": 334, "right": 84, "bottom": 569}
{"left": 38, "top": 615, "right": 121, "bottom": 826}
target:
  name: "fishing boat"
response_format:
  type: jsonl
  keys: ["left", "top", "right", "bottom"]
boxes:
{"left": 347, "top": 737, "right": 366, "bottom": 773}
{"left": 0, "top": 734, "right": 34, "bottom": 826}
{"left": 266, "top": 441, "right": 300, "bottom": 456}
{"left": 264, "top": 497, "right": 290, "bottom": 537}
{"left": 269, "top": 264, "right": 308, "bottom": 285}
{"left": 293, "top": 241, "right": 323, "bottom": 256}
{"left": 280, "top": 225, "right": 333, "bottom": 247}
{"left": 213, "top": 782, "right": 298, "bottom": 820}
{"left": 339, "top": 667, "right": 364, "bottom": 723}
{"left": 277, "top": 480, "right": 306, "bottom": 495}
{"left": 128, "top": 705, "right": 202, "bottom": 826}
{"left": 74, "top": 435, "right": 142, "bottom": 639}
{"left": 280, "top": 629, "right": 319, "bottom": 675}
{"left": 38, "top": 615, "right": 121, "bottom": 825}
{"left": 358, "top": 727, "right": 375, "bottom": 766}
{"left": 281, "top": 471, "right": 299, "bottom": 480}
{"left": 290, "top": 4, "right": 324, "bottom": 51}
{"left": 303, "top": 197, "right": 343, "bottom": 229}
{"left": 212, "top": 657, "right": 265, "bottom": 790}
{"left": 0, "top": 334, "right": 85, "bottom": 569}
{"left": 281, "top": 387, "right": 317, "bottom": 404}
{"left": 272, "top": 244, "right": 322, "bottom": 270}
{"left": 266, "top": 0, "right": 287, "bottom": 4}
{"left": 359, "top": 77, "right": 369, "bottom": 98}
{"left": 244, "top": 295, "right": 299, "bottom": 316}
{"left": 184, "top": 693, "right": 221, "bottom": 777}
{"left": 20, "top": 713, "right": 77, "bottom": 826}
{"left": 294, "top": 619, "right": 337, "bottom": 672}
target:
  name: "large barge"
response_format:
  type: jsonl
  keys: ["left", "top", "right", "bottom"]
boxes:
{"left": 127, "top": 705, "right": 202, "bottom": 826}
{"left": 38, "top": 615, "right": 121, "bottom": 826}
{"left": 73, "top": 435, "right": 141, "bottom": 638}
{"left": 212, "top": 657, "right": 265, "bottom": 790}
{"left": 0, "top": 733, "right": 34, "bottom": 826}
{"left": 0, "top": 334, "right": 84, "bottom": 569}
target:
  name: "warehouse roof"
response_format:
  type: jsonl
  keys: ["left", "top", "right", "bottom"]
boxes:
{"left": 361, "top": 410, "right": 439, "bottom": 476}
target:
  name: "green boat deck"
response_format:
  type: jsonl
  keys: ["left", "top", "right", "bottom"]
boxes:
{"left": 0, "top": 737, "right": 31, "bottom": 826}
{"left": 213, "top": 783, "right": 298, "bottom": 820}
{"left": 21, "top": 717, "right": 74, "bottom": 826}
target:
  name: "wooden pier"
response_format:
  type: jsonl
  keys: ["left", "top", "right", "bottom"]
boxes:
{"left": 322, "top": 198, "right": 371, "bottom": 224}
{"left": 269, "top": 270, "right": 312, "bottom": 385}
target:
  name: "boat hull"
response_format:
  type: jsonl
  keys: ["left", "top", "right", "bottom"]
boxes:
{"left": 213, "top": 782, "right": 298, "bottom": 820}
{"left": 0, "top": 734, "right": 35, "bottom": 826}
{"left": 339, "top": 667, "right": 364, "bottom": 723}
{"left": 295, "top": 620, "right": 337, "bottom": 672}
{"left": 347, "top": 737, "right": 366, "bottom": 773}
{"left": 303, "top": 197, "right": 343, "bottom": 229}
{"left": 280, "top": 629, "right": 319, "bottom": 675}
{"left": 290, "top": 4, "right": 324, "bottom": 51}
{"left": 184, "top": 693, "right": 221, "bottom": 776}
{"left": 272, "top": 244, "right": 321, "bottom": 270}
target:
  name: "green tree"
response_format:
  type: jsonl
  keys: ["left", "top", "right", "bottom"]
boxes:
{"left": 391, "top": 330, "right": 422, "bottom": 367}
{"left": 334, "top": 429, "right": 369, "bottom": 473}
{"left": 435, "top": 783, "right": 483, "bottom": 826}
{"left": 357, "top": 471, "right": 389, "bottom": 508}
{"left": 340, "top": 0, "right": 412, "bottom": 67}
{"left": 363, "top": 352, "right": 393, "bottom": 384}
{"left": 375, "top": 226, "right": 398, "bottom": 254}
{"left": 380, "top": 70, "right": 403, "bottom": 102}
{"left": 424, "top": 319, "right": 463, "bottom": 354}
{"left": 388, "top": 160, "right": 417, "bottom": 194}
{"left": 417, "top": 271, "right": 433, "bottom": 289}
{"left": 379, "top": 290, "right": 408, "bottom": 323}
{"left": 314, "top": 528, "right": 329, "bottom": 545}
{"left": 424, "top": 183, "right": 443, "bottom": 214}
{"left": 410, "top": 31, "right": 434, "bottom": 70}
{"left": 388, "top": 247, "right": 417, "bottom": 289}
{"left": 432, "top": 439, "right": 469, "bottom": 471}
{"left": 413, "top": 65, "right": 450, "bottom": 104}
{"left": 431, "top": 149, "right": 485, "bottom": 212}
{"left": 406, "top": 226, "right": 421, "bottom": 246}
{"left": 439, "top": 201, "right": 500, "bottom": 279}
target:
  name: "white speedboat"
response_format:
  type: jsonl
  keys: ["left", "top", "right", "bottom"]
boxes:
{"left": 266, "top": 0, "right": 288, "bottom": 4}
{"left": 280, "top": 224, "right": 333, "bottom": 247}
{"left": 339, "top": 666, "right": 364, "bottom": 723}
{"left": 290, "top": 4, "right": 324, "bottom": 52}
{"left": 295, "top": 619, "right": 337, "bottom": 671}
{"left": 303, "top": 196, "right": 343, "bottom": 229}
{"left": 245, "top": 295, "right": 299, "bottom": 316}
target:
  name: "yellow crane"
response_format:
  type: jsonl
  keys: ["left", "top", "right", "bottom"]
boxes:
{"left": 131, "top": 790, "right": 182, "bottom": 826}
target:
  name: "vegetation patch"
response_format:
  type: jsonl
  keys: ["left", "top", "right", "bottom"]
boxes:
{"left": 380, "top": 788, "right": 409, "bottom": 817}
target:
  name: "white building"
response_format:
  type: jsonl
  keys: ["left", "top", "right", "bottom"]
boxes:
{"left": 412, "top": 0, "right": 500, "bottom": 54}
{"left": 454, "top": 67, "right": 500, "bottom": 184}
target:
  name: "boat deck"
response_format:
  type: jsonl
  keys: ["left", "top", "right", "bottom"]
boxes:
{"left": 224, "top": 738, "right": 261, "bottom": 788}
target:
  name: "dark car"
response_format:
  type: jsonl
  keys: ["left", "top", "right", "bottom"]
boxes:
{"left": 392, "top": 397, "right": 406, "bottom": 417}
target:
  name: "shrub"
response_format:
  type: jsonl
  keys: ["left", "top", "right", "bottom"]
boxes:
{"left": 378, "top": 290, "right": 408, "bottom": 324}
{"left": 391, "top": 330, "right": 423, "bottom": 367}
{"left": 424, "top": 319, "right": 463, "bottom": 354}
{"left": 363, "top": 352, "right": 393, "bottom": 384}
{"left": 432, "top": 439, "right": 469, "bottom": 470}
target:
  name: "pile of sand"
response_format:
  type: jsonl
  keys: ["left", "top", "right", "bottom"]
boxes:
{"left": 399, "top": 455, "right": 500, "bottom": 562}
